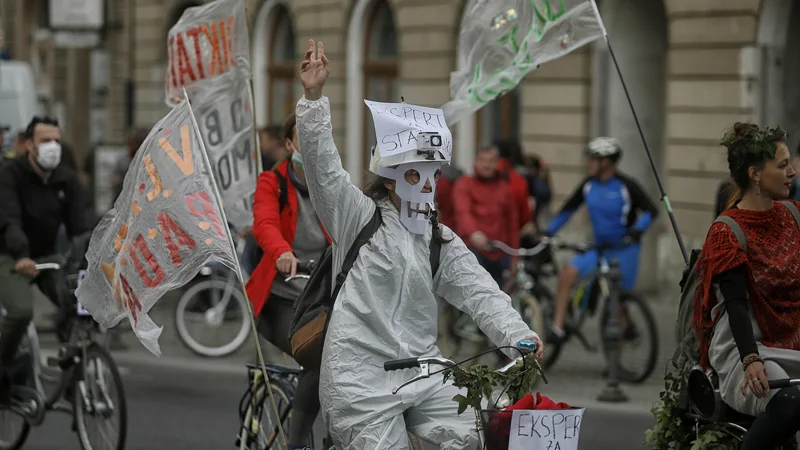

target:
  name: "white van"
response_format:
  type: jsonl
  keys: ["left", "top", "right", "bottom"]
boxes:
{"left": 0, "top": 60, "right": 42, "bottom": 145}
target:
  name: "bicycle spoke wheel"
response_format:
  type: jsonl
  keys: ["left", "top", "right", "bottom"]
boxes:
{"left": 242, "top": 381, "right": 309, "bottom": 450}
{"left": 74, "top": 344, "right": 127, "bottom": 450}
{"left": 599, "top": 293, "right": 659, "bottom": 383}
{"left": 175, "top": 279, "right": 251, "bottom": 357}
{"left": 0, "top": 407, "right": 29, "bottom": 450}
{"left": 536, "top": 296, "right": 562, "bottom": 370}
{"left": 519, "top": 295, "right": 545, "bottom": 338}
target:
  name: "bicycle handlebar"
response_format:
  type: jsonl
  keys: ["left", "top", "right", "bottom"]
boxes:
{"left": 488, "top": 236, "right": 635, "bottom": 258}
{"left": 768, "top": 378, "right": 800, "bottom": 389}
{"left": 383, "top": 340, "right": 542, "bottom": 395}
{"left": 284, "top": 260, "right": 317, "bottom": 282}
{"left": 9, "top": 263, "right": 61, "bottom": 274}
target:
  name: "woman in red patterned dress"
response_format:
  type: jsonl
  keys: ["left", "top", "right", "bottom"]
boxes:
{"left": 694, "top": 123, "right": 800, "bottom": 448}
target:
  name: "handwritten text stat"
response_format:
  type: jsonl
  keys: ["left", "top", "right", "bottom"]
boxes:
{"left": 364, "top": 100, "right": 453, "bottom": 160}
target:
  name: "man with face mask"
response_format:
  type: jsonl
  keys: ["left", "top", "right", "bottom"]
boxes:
{"left": 0, "top": 115, "right": 93, "bottom": 401}
{"left": 542, "top": 137, "right": 658, "bottom": 353}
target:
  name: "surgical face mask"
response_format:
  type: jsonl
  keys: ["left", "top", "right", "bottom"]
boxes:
{"left": 379, "top": 161, "right": 442, "bottom": 234}
{"left": 36, "top": 141, "right": 61, "bottom": 170}
{"left": 291, "top": 149, "right": 304, "bottom": 168}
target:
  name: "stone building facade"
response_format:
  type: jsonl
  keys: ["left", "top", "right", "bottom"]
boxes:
{"left": 5, "top": 0, "right": 800, "bottom": 285}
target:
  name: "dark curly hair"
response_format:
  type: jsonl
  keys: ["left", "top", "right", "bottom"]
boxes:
{"left": 721, "top": 122, "right": 788, "bottom": 209}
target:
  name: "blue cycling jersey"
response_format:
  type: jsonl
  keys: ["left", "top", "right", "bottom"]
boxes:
{"left": 545, "top": 174, "right": 658, "bottom": 244}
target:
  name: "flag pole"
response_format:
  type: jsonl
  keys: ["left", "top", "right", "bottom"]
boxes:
{"left": 244, "top": 0, "right": 263, "bottom": 176}
{"left": 587, "top": 1, "right": 688, "bottom": 264}
{"left": 182, "top": 87, "right": 288, "bottom": 449}
{"left": 603, "top": 43, "right": 688, "bottom": 264}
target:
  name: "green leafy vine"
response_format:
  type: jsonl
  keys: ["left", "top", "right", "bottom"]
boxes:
{"left": 443, "top": 355, "right": 542, "bottom": 415}
{"left": 645, "top": 355, "right": 739, "bottom": 449}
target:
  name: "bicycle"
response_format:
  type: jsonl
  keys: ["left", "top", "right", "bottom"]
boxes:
{"left": 0, "top": 263, "right": 127, "bottom": 450}
{"left": 384, "top": 340, "right": 547, "bottom": 450}
{"left": 235, "top": 261, "right": 331, "bottom": 450}
{"left": 491, "top": 237, "right": 659, "bottom": 383}
{"left": 175, "top": 230, "right": 251, "bottom": 357}
{"left": 685, "top": 371, "right": 800, "bottom": 449}
{"left": 443, "top": 246, "right": 547, "bottom": 363}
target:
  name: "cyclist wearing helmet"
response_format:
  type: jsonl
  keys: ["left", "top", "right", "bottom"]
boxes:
{"left": 543, "top": 137, "right": 658, "bottom": 346}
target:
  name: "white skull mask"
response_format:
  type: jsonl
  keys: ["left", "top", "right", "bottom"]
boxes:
{"left": 378, "top": 161, "right": 443, "bottom": 235}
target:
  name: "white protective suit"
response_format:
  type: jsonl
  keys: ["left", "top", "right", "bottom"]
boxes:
{"left": 296, "top": 96, "right": 537, "bottom": 450}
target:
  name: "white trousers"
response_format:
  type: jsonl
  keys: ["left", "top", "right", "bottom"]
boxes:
{"left": 324, "top": 380, "right": 480, "bottom": 450}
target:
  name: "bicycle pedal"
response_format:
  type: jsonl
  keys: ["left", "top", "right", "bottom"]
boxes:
{"left": 10, "top": 385, "right": 45, "bottom": 426}
{"left": 46, "top": 356, "right": 60, "bottom": 367}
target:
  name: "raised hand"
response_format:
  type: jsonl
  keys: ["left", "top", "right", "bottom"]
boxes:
{"left": 300, "top": 39, "right": 330, "bottom": 101}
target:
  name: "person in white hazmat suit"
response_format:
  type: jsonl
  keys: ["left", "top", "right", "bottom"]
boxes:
{"left": 296, "top": 40, "right": 545, "bottom": 450}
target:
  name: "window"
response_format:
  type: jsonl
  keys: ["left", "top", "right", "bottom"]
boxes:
{"left": 475, "top": 88, "right": 521, "bottom": 147}
{"left": 268, "top": 7, "right": 297, "bottom": 124}
{"left": 363, "top": 0, "right": 398, "bottom": 172}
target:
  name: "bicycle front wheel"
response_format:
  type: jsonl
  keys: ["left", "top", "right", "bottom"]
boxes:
{"left": 599, "top": 292, "right": 659, "bottom": 384}
{"left": 175, "top": 279, "right": 251, "bottom": 357}
{"left": 0, "top": 407, "right": 29, "bottom": 450}
{"left": 240, "top": 381, "right": 313, "bottom": 450}
{"left": 74, "top": 344, "right": 127, "bottom": 450}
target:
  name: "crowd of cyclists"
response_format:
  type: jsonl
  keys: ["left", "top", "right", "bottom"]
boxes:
{"left": 7, "top": 37, "right": 800, "bottom": 450}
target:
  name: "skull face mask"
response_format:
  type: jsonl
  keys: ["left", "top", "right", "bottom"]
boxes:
{"left": 377, "top": 162, "right": 443, "bottom": 234}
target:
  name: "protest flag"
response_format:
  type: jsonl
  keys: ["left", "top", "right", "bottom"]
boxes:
{"left": 443, "top": 0, "right": 606, "bottom": 126}
{"left": 75, "top": 98, "right": 239, "bottom": 357}
{"left": 166, "top": 0, "right": 258, "bottom": 231}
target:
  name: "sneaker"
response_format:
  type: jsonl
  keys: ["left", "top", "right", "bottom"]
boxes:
{"left": 545, "top": 326, "right": 566, "bottom": 345}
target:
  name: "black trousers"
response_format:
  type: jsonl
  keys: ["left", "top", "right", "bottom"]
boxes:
{"left": 256, "top": 295, "right": 320, "bottom": 417}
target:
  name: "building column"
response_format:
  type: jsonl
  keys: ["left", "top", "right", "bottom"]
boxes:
{"left": 659, "top": 0, "right": 761, "bottom": 280}
{"left": 66, "top": 48, "right": 92, "bottom": 168}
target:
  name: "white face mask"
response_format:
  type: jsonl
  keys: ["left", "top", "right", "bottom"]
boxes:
{"left": 289, "top": 142, "right": 303, "bottom": 168}
{"left": 378, "top": 161, "right": 442, "bottom": 235}
{"left": 36, "top": 141, "right": 62, "bottom": 170}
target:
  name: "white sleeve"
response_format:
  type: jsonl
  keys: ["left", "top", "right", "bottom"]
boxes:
{"left": 433, "top": 227, "right": 536, "bottom": 359}
{"left": 295, "top": 96, "right": 374, "bottom": 245}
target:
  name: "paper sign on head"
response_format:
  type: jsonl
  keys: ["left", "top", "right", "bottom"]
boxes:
{"left": 364, "top": 99, "right": 453, "bottom": 168}
{"left": 365, "top": 99, "right": 453, "bottom": 235}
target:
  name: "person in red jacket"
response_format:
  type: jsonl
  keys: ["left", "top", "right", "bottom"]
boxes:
{"left": 434, "top": 163, "right": 463, "bottom": 229}
{"left": 453, "top": 145, "right": 520, "bottom": 285}
{"left": 495, "top": 139, "right": 534, "bottom": 232}
{"left": 244, "top": 113, "right": 330, "bottom": 450}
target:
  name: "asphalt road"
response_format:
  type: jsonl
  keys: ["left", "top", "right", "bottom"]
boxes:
{"left": 17, "top": 355, "right": 653, "bottom": 450}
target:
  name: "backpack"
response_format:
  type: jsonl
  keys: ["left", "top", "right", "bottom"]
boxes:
{"left": 289, "top": 205, "right": 443, "bottom": 371}
{"left": 242, "top": 171, "right": 290, "bottom": 272}
{"left": 675, "top": 200, "right": 800, "bottom": 366}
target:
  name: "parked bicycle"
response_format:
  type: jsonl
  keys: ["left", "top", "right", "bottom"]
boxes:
{"left": 0, "top": 263, "right": 127, "bottom": 450}
{"left": 175, "top": 230, "right": 251, "bottom": 357}
{"left": 491, "top": 237, "right": 659, "bottom": 383}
